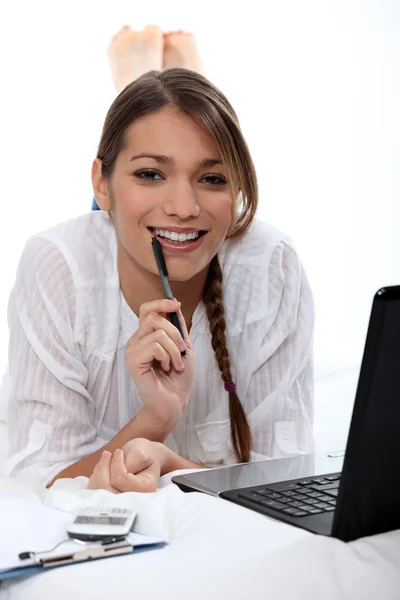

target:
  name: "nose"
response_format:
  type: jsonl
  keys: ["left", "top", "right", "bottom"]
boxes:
{"left": 162, "top": 181, "right": 200, "bottom": 220}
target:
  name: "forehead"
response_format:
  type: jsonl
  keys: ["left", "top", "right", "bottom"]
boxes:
{"left": 121, "top": 106, "right": 221, "bottom": 159}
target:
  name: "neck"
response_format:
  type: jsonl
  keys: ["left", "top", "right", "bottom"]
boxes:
{"left": 117, "top": 241, "right": 209, "bottom": 331}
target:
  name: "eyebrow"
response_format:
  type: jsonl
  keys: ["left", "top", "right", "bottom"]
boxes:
{"left": 129, "top": 154, "right": 223, "bottom": 168}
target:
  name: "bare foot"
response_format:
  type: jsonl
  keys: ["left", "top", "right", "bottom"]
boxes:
{"left": 163, "top": 30, "right": 204, "bottom": 75}
{"left": 108, "top": 25, "right": 163, "bottom": 93}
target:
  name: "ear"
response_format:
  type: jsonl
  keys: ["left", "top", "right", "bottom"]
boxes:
{"left": 91, "top": 159, "right": 111, "bottom": 211}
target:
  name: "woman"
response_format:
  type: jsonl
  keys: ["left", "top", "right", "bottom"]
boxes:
{"left": 6, "top": 59, "right": 314, "bottom": 494}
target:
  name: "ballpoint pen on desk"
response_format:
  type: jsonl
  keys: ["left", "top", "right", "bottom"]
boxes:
{"left": 151, "top": 236, "right": 186, "bottom": 357}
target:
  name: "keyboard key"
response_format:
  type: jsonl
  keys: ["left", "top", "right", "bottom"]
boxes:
{"left": 237, "top": 492, "right": 263, "bottom": 503}
{"left": 297, "top": 480, "right": 314, "bottom": 486}
{"left": 316, "top": 495, "right": 334, "bottom": 502}
{"left": 285, "top": 500, "right": 303, "bottom": 507}
{"left": 279, "top": 483, "right": 301, "bottom": 491}
{"left": 280, "top": 490, "right": 297, "bottom": 497}
{"left": 290, "top": 511, "right": 308, "bottom": 517}
{"left": 314, "top": 502, "right": 331, "bottom": 509}
{"left": 297, "top": 504, "right": 314, "bottom": 512}
{"left": 263, "top": 492, "right": 284, "bottom": 500}
{"left": 308, "top": 508, "right": 324, "bottom": 514}
{"left": 311, "top": 482, "right": 340, "bottom": 491}
{"left": 323, "top": 489, "right": 339, "bottom": 498}
{"left": 325, "top": 507, "right": 335, "bottom": 512}
{"left": 259, "top": 500, "right": 287, "bottom": 510}
{"left": 301, "top": 498, "right": 319, "bottom": 505}
{"left": 291, "top": 494, "right": 309, "bottom": 501}
{"left": 325, "top": 475, "right": 341, "bottom": 482}
{"left": 311, "top": 478, "right": 328, "bottom": 485}
{"left": 282, "top": 507, "right": 304, "bottom": 515}
{"left": 305, "top": 491, "right": 320, "bottom": 498}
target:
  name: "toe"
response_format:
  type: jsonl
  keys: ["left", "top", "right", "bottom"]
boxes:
{"left": 144, "top": 24, "right": 163, "bottom": 35}
{"left": 112, "top": 26, "right": 126, "bottom": 40}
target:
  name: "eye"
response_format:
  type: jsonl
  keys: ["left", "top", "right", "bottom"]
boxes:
{"left": 200, "top": 174, "right": 227, "bottom": 185}
{"left": 134, "top": 169, "right": 163, "bottom": 181}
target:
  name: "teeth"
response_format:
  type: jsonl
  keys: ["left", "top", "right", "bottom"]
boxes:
{"left": 154, "top": 228, "right": 200, "bottom": 242}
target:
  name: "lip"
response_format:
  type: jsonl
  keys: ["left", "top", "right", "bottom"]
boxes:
{"left": 149, "top": 226, "right": 206, "bottom": 234}
{"left": 149, "top": 228, "right": 208, "bottom": 254}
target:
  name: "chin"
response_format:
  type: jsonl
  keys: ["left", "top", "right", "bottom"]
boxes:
{"left": 167, "top": 263, "right": 207, "bottom": 283}
{"left": 168, "top": 271, "right": 198, "bottom": 283}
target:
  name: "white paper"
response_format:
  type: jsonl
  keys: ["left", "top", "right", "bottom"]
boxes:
{"left": 0, "top": 494, "right": 164, "bottom": 574}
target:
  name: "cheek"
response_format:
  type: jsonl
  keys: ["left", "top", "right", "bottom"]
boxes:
{"left": 112, "top": 181, "right": 150, "bottom": 218}
{"left": 211, "top": 195, "right": 234, "bottom": 233}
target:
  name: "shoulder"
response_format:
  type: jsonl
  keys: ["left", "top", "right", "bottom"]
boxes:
{"left": 220, "top": 218, "right": 297, "bottom": 269}
{"left": 21, "top": 211, "right": 117, "bottom": 287}
{"left": 218, "top": 219, "right": 311, "bottom": 331}
{"left": 12, "top": 212, "right": 120, "bottom": 350}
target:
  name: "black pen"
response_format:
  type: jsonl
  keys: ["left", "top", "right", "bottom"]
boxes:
{"left": 151, "top": 237, "right": 186, "bottom": 357}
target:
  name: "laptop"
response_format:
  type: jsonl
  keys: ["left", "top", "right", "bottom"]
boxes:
{"left": 173, "top": 286, "right": 400, "bottom": 542}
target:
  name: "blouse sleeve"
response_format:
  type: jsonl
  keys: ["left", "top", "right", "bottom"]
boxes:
{"left": 5, "top": 237, "right": 104, "bottom": 487}
{"left": 245, "top": 241, "right": 315, "bottom": 460}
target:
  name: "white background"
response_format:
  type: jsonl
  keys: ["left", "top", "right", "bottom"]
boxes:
{"left": 0, "top": 0, "right": 399, "bottom": 379}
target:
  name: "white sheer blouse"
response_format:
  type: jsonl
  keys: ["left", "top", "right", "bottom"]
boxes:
{"left": 5, "top": 211, "right": 315, "bottom": 487}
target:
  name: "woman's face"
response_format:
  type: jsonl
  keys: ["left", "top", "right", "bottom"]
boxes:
{"left": 102, "top": 106, "right": 234, "bottom": 282}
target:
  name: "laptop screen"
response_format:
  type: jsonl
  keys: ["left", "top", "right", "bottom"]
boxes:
{"left": 332, "top": 286, "right": 400, "bottom": 541}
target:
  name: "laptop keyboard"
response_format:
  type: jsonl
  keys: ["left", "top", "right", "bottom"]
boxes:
{"left": 236, "top": 473, "right": 341, "bottom": 518}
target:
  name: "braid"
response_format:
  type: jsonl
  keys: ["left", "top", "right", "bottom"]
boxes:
{"left": 202, "top": 255, "right": 252, "bottom": 462}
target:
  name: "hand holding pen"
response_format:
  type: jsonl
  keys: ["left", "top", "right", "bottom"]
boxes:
{"left": 124, "top": 240, "right": 195, "bottom": 431}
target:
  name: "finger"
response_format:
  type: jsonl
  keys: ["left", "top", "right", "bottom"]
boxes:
{"left": 109, "top": 449, "right": 141, "bottom": 492}
{"left": 88, "top": 451, "right": 118, "bottom": 493}
{"left": 135, "top": 330, "right": 185, "bottom": 372}
{"left": 131, "top": 463, "right": 160, "bottom": 493}
{"left": 110, "top": 449, "right": 157, "bottom": 493}
{"left": 137, "top": 312, "right": 187, "bottom": 353}
{"left": 123, "top": 446, "right": 160, "bottom": 493}
{"left": 139, "top": 299, "right": 180, "bottom": 322}
{"left": 134, "top": 336, "right": 171, "bottom": 372}
{"left": 92, "top": 450, "right": 112, "bottom": 477}
{"left": 175, "top": 305, "right": 193, "bottom": 351}
{"left": 123, "top": 444, "right": 151, "bottom": 473}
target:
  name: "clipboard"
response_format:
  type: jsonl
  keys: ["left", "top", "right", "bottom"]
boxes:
{"left": 0, "top": 496, "right": 166, "bottom": 581}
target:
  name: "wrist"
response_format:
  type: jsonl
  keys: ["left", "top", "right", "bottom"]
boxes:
{"left": 137, "top": 408, "right": 179, "bottom": 441}
{"left": 156, "top": 444, "right": 206, "bottom": 475}
{"left": 157, "top": 444, "right": 181, "bottom": 475}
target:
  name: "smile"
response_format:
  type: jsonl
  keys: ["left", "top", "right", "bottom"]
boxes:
{"left": 148, "top": 227, "right": 208, "bottom": 254}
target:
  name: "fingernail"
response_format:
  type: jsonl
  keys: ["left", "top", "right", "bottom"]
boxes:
{"left": 179, "top": 359, "right": 184, "bottom": 369}
{"left": 113, "top": 449, "right": 122, "bottom": 458}
{"left": 179, "top": 339, "right": 187, "bottom": 352}
{"left": 101, "top": 451, "right": 109, "bottom": 460}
